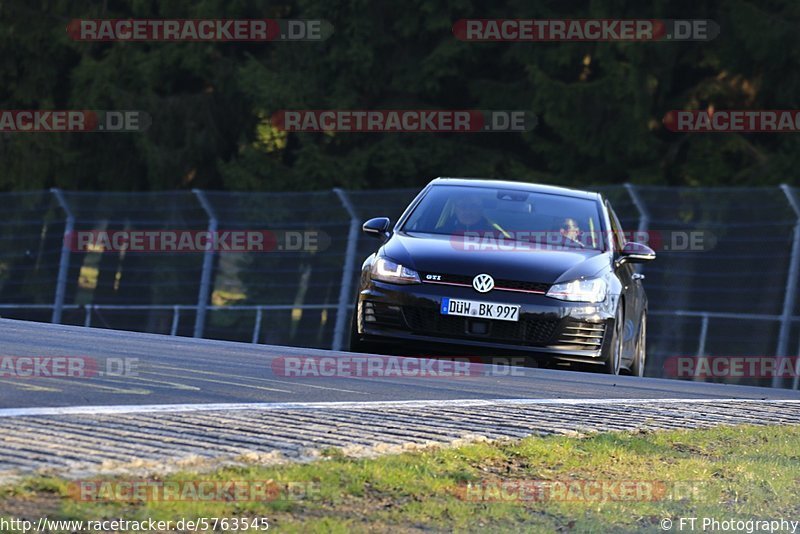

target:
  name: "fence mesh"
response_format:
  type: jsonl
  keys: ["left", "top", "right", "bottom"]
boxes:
{"left": 0, "top": 185, "right": 798, "bottom": 386}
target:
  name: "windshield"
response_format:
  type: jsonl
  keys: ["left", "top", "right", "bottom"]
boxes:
{"left": 401, "top": 184, "right": 605, "bottom": 250}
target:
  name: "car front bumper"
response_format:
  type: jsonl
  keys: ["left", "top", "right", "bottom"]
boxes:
{"left": 356, "top": 280, "right": 618, "bottom": 364}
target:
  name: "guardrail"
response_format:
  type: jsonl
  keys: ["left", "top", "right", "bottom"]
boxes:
{"left": 0, "top": 303, "right": 352, "bottom": 346}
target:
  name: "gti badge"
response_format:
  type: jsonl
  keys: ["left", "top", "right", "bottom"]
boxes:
{"left": 472, "top": 273, "right": 495, "bottom": 293}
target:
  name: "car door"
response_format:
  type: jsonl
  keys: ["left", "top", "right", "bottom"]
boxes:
{"left": 606, "top": 202, "right": 643, "bottom": 365}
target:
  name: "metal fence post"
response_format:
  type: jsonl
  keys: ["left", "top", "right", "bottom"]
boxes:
{"left": 696, "top": 313, "right": 709, "bottom": 357}
{"left": 170, "top": 305, "right": 180, "bottom": 336}
{"left": 252, "top": 306, "right": 263, "bottom": 344}
{"left": 692, "top": 312, "right": 710, "bottom": 383}
{"left": 332, "top": 188, "right": 360, "bottom": 351}
{"left": 624, "top": 183, "right": 650, "bottom": 236}
{"left": 192, "top": 189, "right": 218, "bottom": 339}
{"left": 774, "top": 185, "right": 800, "bottom": 389}
{"left": 50, "top": 188, "right": 75, "bottom": 324}
{"left": 624, "top": 184, "right": 650, "bottom": 277}
{"left": 795, "top": 333, "right": 800, "bottom": 391}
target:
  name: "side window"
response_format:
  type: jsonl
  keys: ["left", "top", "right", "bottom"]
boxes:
{"left": 606, "top": 203, "right": 626, "bottom": 251}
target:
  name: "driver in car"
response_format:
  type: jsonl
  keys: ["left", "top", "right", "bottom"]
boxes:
{"left": 447, "top": 194, "right": 495, "bottom": 233}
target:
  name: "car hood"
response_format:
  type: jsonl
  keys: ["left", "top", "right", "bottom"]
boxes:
{"left": 381, "top": 232, "right": 610, "bottom": 284}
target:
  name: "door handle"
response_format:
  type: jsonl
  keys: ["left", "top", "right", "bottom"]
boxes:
{"left": 632, "top": 273, "right": 645, "bottom": 281}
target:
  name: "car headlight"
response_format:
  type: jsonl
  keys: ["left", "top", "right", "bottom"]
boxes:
{"left": 546, "top": 278, "right": 607, "bottom": 303}
{"left": 370, "top": 257, "right": 421, "bottom": 284}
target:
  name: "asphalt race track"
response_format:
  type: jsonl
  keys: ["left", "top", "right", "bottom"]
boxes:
{"left": 1, "top": 318, "right": 799, "bottom": 409}
{"left": 2, "top": 318, "right": 800, "bottom": 481}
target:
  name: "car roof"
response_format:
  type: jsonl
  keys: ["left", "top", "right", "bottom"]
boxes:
{"left": 428, "top": 177, "right": 602, "bottom": 201}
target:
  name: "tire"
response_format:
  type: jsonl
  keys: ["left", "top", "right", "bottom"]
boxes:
{"left": 604, "top": 303, "right": 623, "bottom": 375}
{"left": 631, "top": 312, "right": 647, "bottom": 377}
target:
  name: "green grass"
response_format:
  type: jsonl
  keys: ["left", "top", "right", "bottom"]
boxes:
{"left": 2, "top": 424, "right": 800, "bottom": 533}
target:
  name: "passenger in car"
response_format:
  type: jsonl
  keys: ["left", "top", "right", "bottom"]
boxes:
{"left": 559, "top": 217, "right": 586, "bottom": 248}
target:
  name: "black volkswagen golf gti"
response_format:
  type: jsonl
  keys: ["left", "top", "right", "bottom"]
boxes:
{"left": 350, "top": 178, "right": 656, "bottom": 375}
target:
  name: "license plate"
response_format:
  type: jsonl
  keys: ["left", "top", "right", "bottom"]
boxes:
{"left": 440, "top": 298, "right": 520, "bottom": 322}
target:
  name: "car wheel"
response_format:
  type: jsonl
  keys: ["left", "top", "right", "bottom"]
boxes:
{"left": 631, "top": 313, "right": 647, "bottom": 377}
{"left": 604, "top": 304, "right": 623, "bottom": 375}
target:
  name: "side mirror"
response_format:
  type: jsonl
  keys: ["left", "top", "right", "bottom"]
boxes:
{"left": 619, "top": 241, "right": 656, "bottom": 263}
{"left": 362, "top": 217, "right": 391, "bottom": 238}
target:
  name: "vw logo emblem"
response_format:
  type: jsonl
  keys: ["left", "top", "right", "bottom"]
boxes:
{"left": 472, "top": 273, "right": 495, "bottom": 293}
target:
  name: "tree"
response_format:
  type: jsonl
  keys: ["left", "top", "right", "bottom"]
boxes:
{"left": 0, "top": 0, "right": 798, "bottom": 192}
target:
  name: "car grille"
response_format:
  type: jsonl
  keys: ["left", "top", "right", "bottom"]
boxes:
{"left": 494, "top": 280, "right": 551, "bottom": 293}
{"left": 420, "top": 272, "right": 550, "bottom": 294}
{"left": 402, "top": 306, "right": 558, "bottom": 345}
{"left": 553, "top": 321, "right": 606, "bottom": 351}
